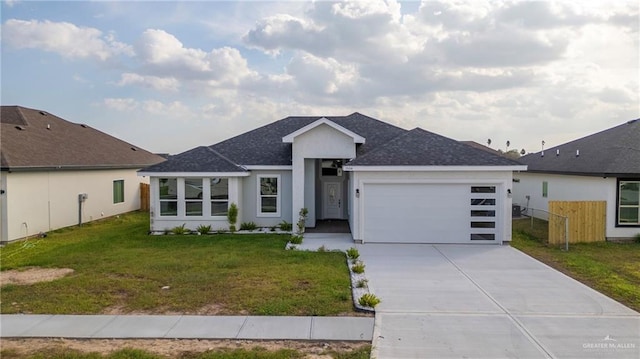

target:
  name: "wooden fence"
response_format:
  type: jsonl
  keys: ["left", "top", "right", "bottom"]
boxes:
{"left": 140, "top": 183, "right": 150, "bottom": 211}
{"left": 548, "top": 201, "right": 606, "bottom": 244}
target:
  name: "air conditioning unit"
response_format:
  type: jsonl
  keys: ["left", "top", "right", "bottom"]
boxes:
{"left": 512, "top": 205, "right": 521, "bottom": 217}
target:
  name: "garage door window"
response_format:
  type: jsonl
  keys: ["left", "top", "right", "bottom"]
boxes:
{"left": 470, "top": 186, "right": 496, "bottom": 240}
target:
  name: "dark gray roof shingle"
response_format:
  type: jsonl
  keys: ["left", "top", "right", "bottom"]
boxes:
{"left": 1, "top": 106, "right": 165, "bottom": 170}
{"left": 518, "top": 119, "right": 640, "bottom": 176}
{"left": 347, "top": 128, "right": 523, "bottom": 166}
{"left": 141, "top": 146, "right": 247, "bottom": 173}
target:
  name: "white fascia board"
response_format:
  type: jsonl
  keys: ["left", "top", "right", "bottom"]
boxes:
{"left": 343, "top": 165, "right": 528, "bottom": 172}
{"left": 243, "top": 165, "right": 292, "bottom": 170}
{"left": 138, "top": 171, "right": 250, "bottom": 177}
{"left": 282, "top": 117, "right": 366, "bottom": 144}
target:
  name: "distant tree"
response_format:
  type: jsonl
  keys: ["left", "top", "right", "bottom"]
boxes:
{"left": 503, "top": 149, "right": 521, "bottom": 159}
{"left": 520, "top": 149, "right": 526, "bottom": 155}
{"left": 487, "top": 138, "right": 492, "bottom": 147}
{"left": 506, "top": 140, "right": 511, "bottom": 152}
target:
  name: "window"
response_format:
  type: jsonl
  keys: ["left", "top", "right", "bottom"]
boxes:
{"left": 618, "top": 180, "right": 640, "bottom": 226}
{"left": 210, "top": 178, "right": 229, "bottom": 216}
{"left": 258, "top": 175, "right": 280, "bottom": 216}
{"left": 113, "top": 180, "right": 124, "bottom": 204}
{"left": 542, "top": 181, "right": 548, "bottom": 198}
{"left": 185, "top": 178, "right": 203, "bottom": 216}
{"left": 159, "top": 178, "right": 178, "bottom": 216}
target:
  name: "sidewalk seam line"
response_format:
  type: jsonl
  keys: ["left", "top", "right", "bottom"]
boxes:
{"left": 163, "top": 315, "right": 184, "bottom": 338}
{"left": 89, "top": 315, "right": 119, "bottom": 338}
{"left": 434, "top": 246, "right": 556, "bottom": 359}
{"left": 236, "top": 316, "right": 249, "bottom": 339}
{"left": 309, "top": 317, "right": 314, "bottom": 340}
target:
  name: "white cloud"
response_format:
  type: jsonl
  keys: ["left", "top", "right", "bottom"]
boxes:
{"left": 103, "top": 98, "right": 138, "bottom": 112}
{"left": 117, "top": 73, "right": 180, "bottom": 91}
{"left": 1, "top": 19, "right": 133, "bottom": 61}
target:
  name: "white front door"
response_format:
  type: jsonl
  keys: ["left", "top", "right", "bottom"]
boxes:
{"left": 323, "top": 182, "right": 343, "bottom": 219}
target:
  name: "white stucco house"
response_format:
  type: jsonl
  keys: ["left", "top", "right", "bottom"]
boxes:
{"left": 140, "top": 113, "right": 525, "bottom": 244}
{"left": 513, "top": 118, "right": 640, "bottom": 241}
{"left": 0, "top": 106, "right": 165, "bottom": 243}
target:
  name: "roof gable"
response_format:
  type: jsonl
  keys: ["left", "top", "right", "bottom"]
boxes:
{"left": 1, "top": 106, "right": 165, "bottom": 170}
{"left": 282, "top": 117, "right": 365, "bottom": 144}
{"left": 519, "top": 119, "right": 640, "bottom": 176}
{"left": 140, "top": 146, "right": 247, "bottom": 174}
{"left": 347, "top": 128, "right": 523, "bottom": 167}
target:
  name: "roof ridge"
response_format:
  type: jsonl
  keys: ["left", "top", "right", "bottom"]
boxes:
{"left": 205, "top": 146, "right": 245, "bottom": 170}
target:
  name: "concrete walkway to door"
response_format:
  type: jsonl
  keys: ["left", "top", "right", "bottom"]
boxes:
{"left": 358, "top": 244, "right": 640, "bottom": 358}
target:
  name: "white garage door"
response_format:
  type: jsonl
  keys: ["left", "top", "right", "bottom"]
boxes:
{"left": 363, "top": 183, "right": 499, "bottom": 243}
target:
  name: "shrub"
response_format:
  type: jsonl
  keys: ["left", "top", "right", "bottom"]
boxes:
{"left": 351, "top": 261, "right": 365, "bottom": 274}
{"left": 270, "top": 226, "right": 277, "bottom": 232}
{"left": 227, "top": 203, "right": 238, "bottom": 232}
{"left": 240, "top": 222, "right": 258, "bottom": 231}
{"left": 196, "top": 224, "right": 211, "bottom": 235}
{"left": 289, "top": 235, "right": 303, "bottom": 244}
{"left": 296, "top": 208, "right": 309, "bottom": 234}
{"left": 356, "top": 279, "right": 368, "bottom": 288}
{"left": 279, "top": 220, "right": 293, "bottom": 232}
{"left": 317, "top": 245, "right": 327, "bottom": 252}
{"left": 358, "top": 293, "right": 381, "bottom": 308}
{"left": 346, "top": 247, "right": 360, "bottom": 261}
{"left": 171, "top": 223, "right": 189, "bottom": 235}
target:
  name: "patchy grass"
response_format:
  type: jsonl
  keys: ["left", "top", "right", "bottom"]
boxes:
{"left": 0, "top": 212, "right": 353, "bottom": 316}
{"left": 0, "top": 345, "right": 372, "bottom": 359}
{"left": 511, "top": 222, "right": 640, "bottom": 312}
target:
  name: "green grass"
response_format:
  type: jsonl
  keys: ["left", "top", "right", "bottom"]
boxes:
{"left": 0, "top": 346, "right": 372, "bottom": 359}
{"left": 512, "top": 220, "right": 640, "bottom": 312}
{"left": 0, "top": 212, "right": 353, "bottom": 315}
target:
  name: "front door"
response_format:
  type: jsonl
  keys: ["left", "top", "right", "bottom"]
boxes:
{"left": 323, "top": 182, "right": 343, "bottom": 219}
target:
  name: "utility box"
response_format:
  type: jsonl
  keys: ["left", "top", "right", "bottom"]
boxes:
{"left": 79, "top": 193, "right": 88, "bottom": 201}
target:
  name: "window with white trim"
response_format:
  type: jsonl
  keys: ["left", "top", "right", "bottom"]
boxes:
{"left": 159, "top": 178, "right": 178, "bottom": 216}
{"left": 618, "top": 180, "right": 639, "bottom": 225}
{"left": 258, "top": 175, "right": 280, "bottom": 216}
{"left": 184, "top": 178, "right": 203, "bottom": 216}
{"left": 113, "top": 180, "right": 124, "bottom": 204}
{"left": 210, "top": 178, "right": 229, "bottom": 216}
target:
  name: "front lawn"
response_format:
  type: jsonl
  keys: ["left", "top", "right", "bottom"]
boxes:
{"left": 0, "top": 212, "right": 353, "bottom": 315}
{"left": 512, "top": 220, "right": 640, "bottom": 312}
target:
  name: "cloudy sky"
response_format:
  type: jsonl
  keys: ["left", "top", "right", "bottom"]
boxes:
{"left": 2, "top": 0, "right": 638, "bottom": 155}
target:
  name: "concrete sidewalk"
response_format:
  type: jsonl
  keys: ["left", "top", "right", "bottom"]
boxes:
{"left": 0, "top": 315, "right": 374, "bottom": 341}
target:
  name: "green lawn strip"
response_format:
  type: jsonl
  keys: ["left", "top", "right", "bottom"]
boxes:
{"left": 511, "top": 229, "right": 640, "bottom": 312}
{"left": 1, "top": 212, "right": 352, "bottom": 315}
{"left": 0, "top": 346, "right": 372, "bottom": 359}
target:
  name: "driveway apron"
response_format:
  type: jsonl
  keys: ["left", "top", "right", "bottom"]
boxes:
{"left": 359, "top": 244, "right": 640, "bottom": 359}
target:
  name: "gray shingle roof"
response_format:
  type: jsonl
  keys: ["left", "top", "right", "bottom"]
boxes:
{"left": 347, "top": 128, "right": 523, "bottom": 166}
{"left": 518, "top": 119, "right": 640, "bottom": 176}
{"left": 1, "top": 106, "right": 165, "bottom": 170}
{"left": 141, "top": 146, "right": 247, "bottom": 173}
{"left": 141, "top": 112, "right": 523, "bottom": 173}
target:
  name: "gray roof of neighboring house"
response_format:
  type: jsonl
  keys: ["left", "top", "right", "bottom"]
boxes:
{"left": 142, "top": 112, "right": 522, "bottom": 173}
{"left": 518, "top": 118, "right": 640, "bottom": 176}
{"left": 1, "top": 106, "right": 165, "bottom": 171}
{"left": 347, "top": 128, "right": 523, "bottom": 166}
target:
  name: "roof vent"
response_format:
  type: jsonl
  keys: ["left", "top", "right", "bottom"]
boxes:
{"left": 576, "top": 149, "right": 580, "bottom": 157}
{"left": 627, "top": 119, "right": 638, "bottom": 124}
{"left": 47, "top": 124, "right": 51, "bottom": 130}
{"left": 541, "top": 151, "right": 544, "bottom": 157}
{"left": 39, "top": 111, "right": 47, "bottom": 116}
{"left": 15, "top": 125, "right": 25, "bottom": 131}
{"left": 80, "top": 124, "right": 87, "bottom": 128}
{"left": 131, "top": 147, "right": 137, "bottom": 151}
{"left": 556, "top": 149, "right": 560, "bottom": 156}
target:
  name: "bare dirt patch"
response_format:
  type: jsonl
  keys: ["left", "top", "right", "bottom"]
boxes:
{"left": 1, "top": 338, "right": 369, "bottom": 358}
{"left": 0, "top": 267, "right": 74, "bottom": 286}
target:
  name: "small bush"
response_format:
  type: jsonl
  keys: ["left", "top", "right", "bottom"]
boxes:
{"left": 279, "top": 220, "right": 293, "bottom": 231}
{"left": 227, "top": 203, "right": 238, "bottom": 232}
{"left": 196, "top": 224, "right": 211, "bottom": 235}
{"left": 290, "top": 235, "right": 303, "bottom": 244}
{"left": 240, "top": 222, "right": 258, "bottom": 231}
{"left": 270, "top": 226, "right": 277, "bottom": 232}
{"left": 171, "top": 223, "right": 189, "bottom": 235}
{"left": 351, "top": 261, "right": 365, "bottom": 274}
{"left": 356, "top": 279, "right": 368, "bottom": 288}
{"left": 318, "top": 245, "right": 327, "bottom": 252}
{"left": 346, "top": 247, "right": 360, "bottom": 260}
{"left": 359, "top": 293, "right": 381, "bottom": 308}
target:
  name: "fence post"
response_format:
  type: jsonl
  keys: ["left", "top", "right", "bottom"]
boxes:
{"left": 564, "top": 216, "right": 569, "bottom": 251}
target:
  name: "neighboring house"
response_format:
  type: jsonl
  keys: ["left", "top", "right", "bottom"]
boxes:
{"left": 0, "top": 106, "right": 165, "bottom": 243}
{"left": 140, "top": 113, "right": 525, "bottom": 244}
{"left": 513, "top": 119, "right": 640, "bottom": 241}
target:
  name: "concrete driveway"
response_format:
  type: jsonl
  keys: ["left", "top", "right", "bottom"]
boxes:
{"left": 358, "top": 244, "right": 640, "bottom": 358}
